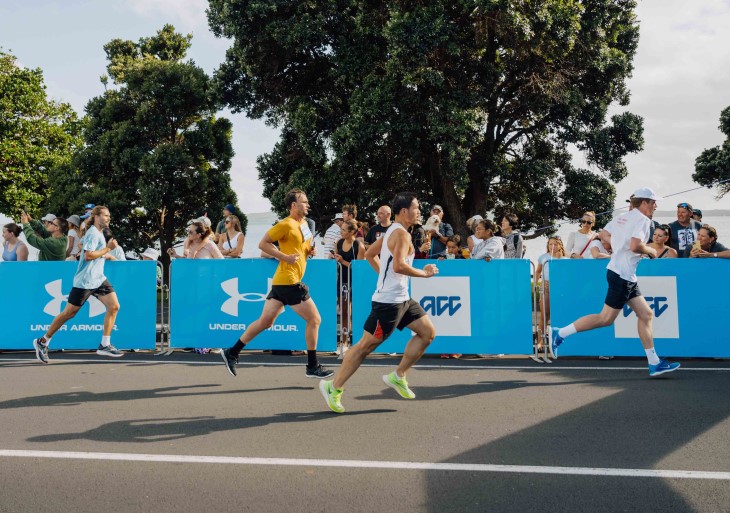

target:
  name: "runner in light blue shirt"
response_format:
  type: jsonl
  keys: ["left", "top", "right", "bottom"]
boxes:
{"left": 32, "top": 206, "right": 124, "bottom": 363}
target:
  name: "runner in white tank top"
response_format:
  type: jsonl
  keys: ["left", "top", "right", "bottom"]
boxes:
{"left": 320, "top": 192, "right": 440, "bottom": 413}
{"left": 372, "top": 223, "right": 412, "bottom": 303}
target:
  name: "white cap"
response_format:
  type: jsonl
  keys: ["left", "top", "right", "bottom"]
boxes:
{"left": 41, "top": 213, "right": 57, "bottom": 222}
{"left": 194, "top": 216, "right": 212, "bottom": 228}
{"left": 141, "top": 248, "right": 160, "bottom": 260}
{"left": 466, "top": 214, "right": 484, "bottom": 227}
{"left": 632, "top": 187, "right": 663, "bottom": 201}
{"left": 332, "top": 213, "right": 344, "bottom": 221}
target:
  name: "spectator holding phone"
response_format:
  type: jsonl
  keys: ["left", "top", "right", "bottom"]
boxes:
{"left": 20, "top": 212, "right": 68, "bottom": 261}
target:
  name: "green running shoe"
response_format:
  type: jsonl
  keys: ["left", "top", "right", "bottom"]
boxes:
{"left": 319, "top": 380, "right": 345, "bottom": 413}
{"left": 383, "top": 371, "right": 415, "bottom": 399}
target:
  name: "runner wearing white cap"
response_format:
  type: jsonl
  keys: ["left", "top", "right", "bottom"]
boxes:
{"left": 548, "top": 187, "right": 681, "bottom": 377}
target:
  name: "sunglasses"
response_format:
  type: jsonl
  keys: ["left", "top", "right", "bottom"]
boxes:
{"left": 579, "top": 220, "right": 593, "bottom": 225}
{"left": 677, "top": 203, "right": 691, "bottom": 210}
{"left": 225, "top": 220, "right": 231, "bottom": 224}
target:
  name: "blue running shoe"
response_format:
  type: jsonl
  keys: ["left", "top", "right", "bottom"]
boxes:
{"left": 649, "top": 359, "right": 680, "bottom": 377}
{"left": 548, "top": 327, "right": 563, "bottom": 360}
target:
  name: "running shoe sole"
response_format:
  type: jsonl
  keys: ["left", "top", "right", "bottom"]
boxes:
{"left": 96, "top": 349, "right": 124, "bottom": 357}
{"left": 33, "top": 338, "right": 48, "bottom": 364}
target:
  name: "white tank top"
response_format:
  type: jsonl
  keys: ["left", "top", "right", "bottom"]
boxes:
{"left": 372, "top": 223, "right": 413, "bottom": 303}
{"left": 222, "top": 231, "right": 242, "bottom": 257}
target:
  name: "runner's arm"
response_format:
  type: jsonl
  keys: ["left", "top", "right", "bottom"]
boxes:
{"left": 365, "top": 236, "right": 383, "bottom": 274}
{"left": 391, "top": 230, "right": 436, "bottom": 278}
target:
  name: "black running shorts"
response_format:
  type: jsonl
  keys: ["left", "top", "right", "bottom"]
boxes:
{"left": 267, "top": 283, "right": 311, "bottom": 306}
{"left": 604, "top": 270, "right": 641, "bottom": 310}
{"left": 67, "top": 280, "right": 115, "bottom": 307}
{"left": 363, "top": 299, "right": 426, "bottom": 341}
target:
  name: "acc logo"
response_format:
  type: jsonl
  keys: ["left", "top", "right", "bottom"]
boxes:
{"left": 411, "top": 276, "right": 471, "bottom": 337}
{"left": 614, "top": 276, "right": 678, "bottom": 339}
{"left": 220, "top": 277, "right": 272, "bottom": 316}
{"left": 43, "top": 279, "right": 106, "bottom": 318}
{"left": 420, "top": 296, "right": 462, "bottom": 316}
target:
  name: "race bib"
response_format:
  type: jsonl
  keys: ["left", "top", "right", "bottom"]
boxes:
{"left": 300, "top": 222, "right": 313, "bottom": 242}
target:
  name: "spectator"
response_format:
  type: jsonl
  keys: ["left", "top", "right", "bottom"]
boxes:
{"left": 79, "top": 203, "right": 95, "bottom": 221}
{"left": 364, "top": 205, "right": 392, "bottom": 248}
{"left": 409, "top": 221, "right": 429, "bottom": 259}
{"left": 471, "top": 220, "right": 505, "bottom": 261}
{"left": 465, "top": 214, "right": 483, "bottom": 255}
{"left": 584, "top": 230, "right": 611, "bottom": 259}
{"left": 66, "top": 215, "right": 82, "bottom": 261}
{"left": 214, "top": 204, "right": 236, "bottom": 243}
{"left": 20, "top": 212, "right": 68, "bottom": 261}
{"left": 668, "top": 202, "right": 702, "bottom": 257}
{"left": 168, "top": 221, "right": 223, "bottom": 259}
{"left": 342, "top": 204, "right": 364, "bottom": 245}
{"left": 686, "top": 225, "right": 730, "bottom": 258}
{"left": 332, "top": 219, "right": 365, "bottom": 355}
{"left": 501, "top": 213, "right": 524, "bottom": 259}
{"left": 565, "top": 211, "right": 596, "bottom": 258}
{"left": 648, "top": 224, "right": 678, "bottom": 259}
{"left": 218, "top": 214, "right": 245, "bottom": 258}
{"left": 141, "top": 247, "right": 163, "bottom": 285}
{"left": 425, "top": 204, "right": 454, "bottom": 258}
{"left": 535, "top": 236, "right": 566, "bottom": 358}
{"left": 2, "top": 223, "right": 29, "bottom": 261}
{"left": 323, "top": 213, "right": 344, "bottom": 257}
{"left": 185, "top": 216, "right": 212, "bottom": 257}
{"left": 101, "top": 227, "right": 126, "bottom": 261}
{"left": 440, "top": 235, "right": 468, "bottom": 260}
{"left": 692, "top": 209, "right": 703, "bottom": 223}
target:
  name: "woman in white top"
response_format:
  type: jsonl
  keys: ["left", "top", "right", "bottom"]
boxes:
{"left": 584, "top": 230, "right": 611, "bottom": 259}
{"left": 218, "top": 214, "right": 245, "bottom": 258}
{"left": 465, "top": 214, "right": 483, "bottom": 254}
{"left": 471, "top": 220, "right": 505, "bottom": 261}
{"left": 168, "top": 221, "right": 223, "bottom": 259}
{"left": 535, "top": 236, "right": 566, "bottom": 357}
{"left": 565, "top": 211, "right": 596, "bottom": 258}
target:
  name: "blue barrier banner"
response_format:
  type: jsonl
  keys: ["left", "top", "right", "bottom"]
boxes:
{"left": 351, "top": 259, "right": 533, "bottom": 354}
{"left": 169, "top": 259, "right": 337, "bottom": 350}
{"left": 0, "top": 261, "right": 157, "bottom": 350}
{"left": 549, "top": 259, "right": 730, "bottom": 357}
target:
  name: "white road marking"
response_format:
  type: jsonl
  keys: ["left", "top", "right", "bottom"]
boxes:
{"left": 0, "top": 449, "right": 728, "bottom": 480}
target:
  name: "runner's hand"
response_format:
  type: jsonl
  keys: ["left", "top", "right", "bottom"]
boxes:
{"left": 283, "top": 253, "right": 300, "bottom": 265}
{"left": 423, "top": 264, "right": 439, "bottom": 277}
{"left": 107, "top": 238, "right": 118, "bottom": 250}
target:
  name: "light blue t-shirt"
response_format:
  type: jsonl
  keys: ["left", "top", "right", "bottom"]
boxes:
{"left": 73, "top": 225, "right": 108, "bottom": 289}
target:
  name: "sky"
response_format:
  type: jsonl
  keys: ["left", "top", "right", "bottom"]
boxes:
{"left": 2, "top": 0, "right": 730, "bottom": 216}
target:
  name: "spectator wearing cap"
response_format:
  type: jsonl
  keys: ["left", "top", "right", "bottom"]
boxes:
{"left": 66, "top": 215, "right": 82, "bottom": 261}
{"left": 364, "top": 205, "right": 392, "bottom": 249}
{"left": 686, "top": 225, "right": 730, "bottom": 259}
{"left": 692, "top": 209, "right": 703, "bottom": 223}
{"left": 323, "top": 213, "right": 344, "bottom": 258}
{"left": 426, "top": 204, "right": 454, "bottom": 259}
{"left": 215, "top": 204, "right": 237, "bottom": 243}
{"left": 141, "top": 247, "right": 163, "bottom": 285}
{"left": 465, "top": 214, "right": 483, "bottom": 254}
{"left": 668, "top": 202, "right": 702, "bottom": 257}
{"left": 79, "top": 203, "right": 95, "bottom": 220}
{"left": 501, "top": 213, "right": 524, "bottom": 259}
{"left": 19, "top": 211, "right": 68, "bottom": 261}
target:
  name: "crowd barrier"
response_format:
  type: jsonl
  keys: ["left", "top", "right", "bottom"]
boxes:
{"left": 351, "top": 259, "right": 534, "bottom": 354}
{"left": 168, "top": 259, "right": 337, "bottom": 350}
{"left": 0, "top": 261, "right": 157, "bottom": 350}
{"left": 549, "top": 259, "right": 730, "bottom": 357}
{"left": 3, "top": 258, "right": 728, "bottom": 357}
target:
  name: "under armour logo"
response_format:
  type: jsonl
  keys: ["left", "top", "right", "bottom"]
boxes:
{"left": 43, "top": 280, "right": 106, "bottom": 317}
{"left": 220, "top": 277, "right": 271, "bottom": 316}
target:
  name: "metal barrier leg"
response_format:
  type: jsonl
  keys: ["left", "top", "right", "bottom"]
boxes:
{"left": 156, "top": 260, "right": 174, "bottom": 356}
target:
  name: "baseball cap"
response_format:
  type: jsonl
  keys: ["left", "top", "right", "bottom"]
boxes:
{"left": 466, "top": 214, "right": 484, "bottom": 227}
{"left": 693, "top": 208, "right": 702, "bottom": 217}
{"left": 224, "top": 204, "right": 236, "bottom": 213}
{"left": 194, "top": 216, "right": 212, "bottom": 228}
{"left": 41, "top": 213, "right": 57, "bottom": 222}
{"left": 332, "top": 213, "right": 344, "bottom": 221}
{"left": 676, "top": 202, "right": 694, "bottom": 212}
{"left": 431, "top": 204, "right": 443, "bottom": 212}
{"left": 141, "top": 248, "right": 160, "bottom": 260}
{"left": 67, "top": 215, "right": 81, "bottom": 227}
{"left": 632, "top": 187, "right": 663, "bottom": 201}
{"left": 84, "top": 203, "right": 95, "bottom": 210}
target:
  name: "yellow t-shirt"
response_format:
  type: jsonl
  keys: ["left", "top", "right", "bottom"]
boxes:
{"left": 268, "top": 217, "right": 313, "bottom": 285}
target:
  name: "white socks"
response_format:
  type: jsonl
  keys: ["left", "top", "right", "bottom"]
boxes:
{"left": 558, "top": 324, "right": 577, "bottom": 339}
{"left": 645, "top": 348, "right": 660, "bottom": 365}
{"left": 101, "top": 335, "right": 111, "bottom": 347}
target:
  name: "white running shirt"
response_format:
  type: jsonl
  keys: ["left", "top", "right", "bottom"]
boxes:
{"left": 372, "top": 223, "right": 413, "bottom": 303}
{"left": 606, "top": 209, "right": 651, "bottom": 282}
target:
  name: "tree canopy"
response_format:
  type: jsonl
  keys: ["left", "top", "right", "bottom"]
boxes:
{"left": 694, "top": 106, "right": 730, "bottom": 198}
{"left": 0, "top": 50, "right": 82, "bottom": 217}
{"left": 208, "top": 0, "right": 643, "bottom": 234}
{"left": 46, "top": 25, "right": 242, "bottom": 260}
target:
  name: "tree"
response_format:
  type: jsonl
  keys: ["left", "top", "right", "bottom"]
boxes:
{"left": 46, "top": 25, "right": 242, "bottom": 261}
{"left": 208, "top": 0, "right": 643, "bottom": 235}
{"left": 694, "top": 106, "right": 730, "bottom": 198}
{"left": 0, "top": 50, "right": 82, "bottom": 217}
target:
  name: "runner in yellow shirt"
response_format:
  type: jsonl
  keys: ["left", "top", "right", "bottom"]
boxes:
{"left": 220, "top": 188, "right": 333, "bottom": 378}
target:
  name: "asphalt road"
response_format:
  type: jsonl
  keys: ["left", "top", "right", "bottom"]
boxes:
{"left": 1, "top": 351, "right": 728, "bottom": 513}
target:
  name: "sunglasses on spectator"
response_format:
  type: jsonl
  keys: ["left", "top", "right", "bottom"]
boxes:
{"left": 677, "top": 203, "right": 691, "bottom": 209}
{"left": 579, "top": 220, "right": 593, "bottom": 225}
